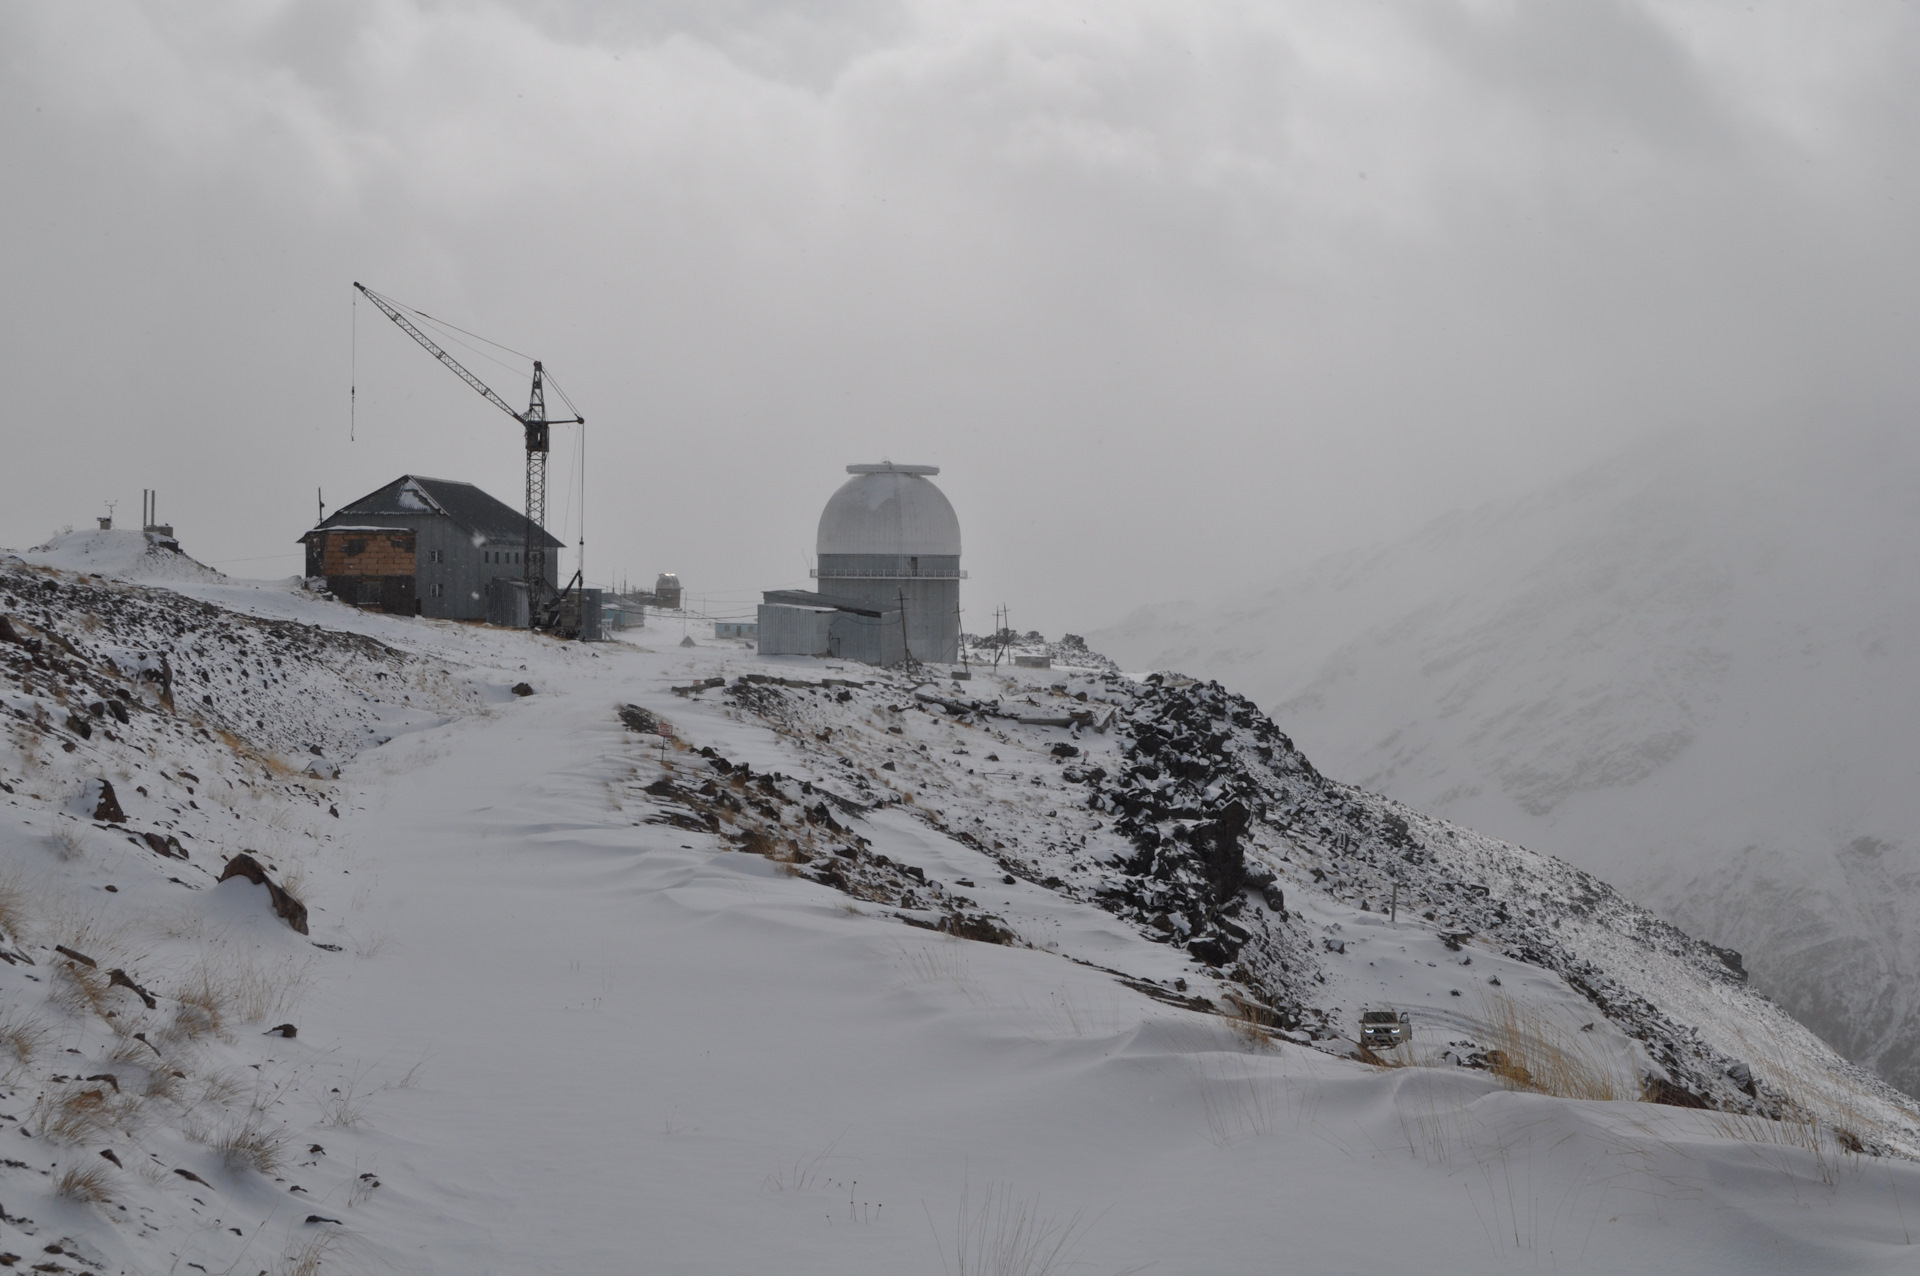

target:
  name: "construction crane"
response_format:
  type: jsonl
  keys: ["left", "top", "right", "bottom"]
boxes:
{"left": 352, "top": 282, "right": 584, "bottom": 624}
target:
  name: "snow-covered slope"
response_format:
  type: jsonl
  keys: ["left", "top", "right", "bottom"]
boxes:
{"left": 5, "top": 543, "right": 1920, "bottom": 1273}
{"left": 1090, "top": 424, "right": 1920, "bottom": 1097}
{"left": 21, "top": 530, "right": 226, "bottom": 586}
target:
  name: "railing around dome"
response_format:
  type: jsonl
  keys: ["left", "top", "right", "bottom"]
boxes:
{"left": 812, "top": 567, "right": 967, "bottom": 580}
{"left": 813, "top": 553, "right": 964, "bottom": 581}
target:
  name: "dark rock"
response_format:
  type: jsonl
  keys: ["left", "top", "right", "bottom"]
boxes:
{"left": 1262, "top": 883, "right": 1286, "bottom": 913}
{"left": 217, "top": 853, "right": 310, "bottom": 935}
{"left": 64, "top": 712, "right": 93, "bottom": 740}
{"left": 942, "top": 912, "right": 1017, "bottom": 945}
{"left": 511, "top": 682, "right": 535, "bottom": 696}
{"left": 618, "top": 704, "right": 660, "bottom": 733}
{"left": 107, "top": 968, "right": 156, "bottom": 1008}
{"left": 1705, "top": 943, "right": 1747, "bottom": 981}
{"left": 90, "top": 779, "right": 126, "bottom": 824}
{"left": 1643, "top": 1076, "right": 1711, "bottom": 1109}
{"left": 54, "top": 945, "right": 97, "bottom": 968}
{"left": 1188, "top": 937, "right": 1234, "bottom": 966}
{"left": 1724, "top": 1061, "right": 1756, "bottom": 1096}
{"left": 141, "top": 831, "right": 188, "bottom": 860}
{"left": 99, "top": 1149, "right": 121, "bottom": 1167}
{"left": 880, "top": 761, "right": 896, "bottom": 772}
{"left": 1050, "top": 742, "right": 1080, "bottom": 758}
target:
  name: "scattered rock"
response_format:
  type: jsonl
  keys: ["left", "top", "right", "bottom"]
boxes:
{"left": 1725, "top": 1061, "right": 1757, "bottom": 1096}
{"left": 1643, "top": 1076, "right": 1711, "bottom": 1109}
{"left": 1706, "top": 943, "right": 1748, "bottom": 982}
{"left": 618, "top": 704, "right": 660, "bottom": 733}
{"left": 217, "top": 853, "right": 310, "bottom": 935}
{"left": 140, "top": 831, "right": 187, "bottom": 860}
{"left": 107, "top": 968, "right": 157, "bottom": 1008}
{"left": 89, "top": 778, "right": 126, "bottom": 824}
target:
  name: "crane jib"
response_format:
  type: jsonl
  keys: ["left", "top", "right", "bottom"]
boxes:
{"left": 350, "top": 281, "right": 586, "bottom": 627}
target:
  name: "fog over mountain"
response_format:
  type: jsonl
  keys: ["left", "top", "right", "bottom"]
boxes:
{"left": 4, "top": 3, "right": 1920, "bottom": 635}
{"left": 1094, "top": 421, "right": 1920, "bottom": 1094}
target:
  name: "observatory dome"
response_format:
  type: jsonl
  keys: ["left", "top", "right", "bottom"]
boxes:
{"left": 816, "top": 463, "right": 961, "bottom": 559}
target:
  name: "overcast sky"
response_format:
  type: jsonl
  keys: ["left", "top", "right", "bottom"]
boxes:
{"left": 4, "top": 1, "right": 1916, "bottom": 634}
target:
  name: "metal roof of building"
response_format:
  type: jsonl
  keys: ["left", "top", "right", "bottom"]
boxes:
{"left": 307, "top": 475, "right": 563, "bottom": 549}
{"left": 816, "top": 463, "right": 960, "bottom": 558}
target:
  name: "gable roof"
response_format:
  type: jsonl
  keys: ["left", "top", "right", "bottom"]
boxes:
{"left": 305, "top": 475, "right": 563, "bottom": 549}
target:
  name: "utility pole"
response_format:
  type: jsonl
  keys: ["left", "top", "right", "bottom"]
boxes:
{"left": 897, "top": 588, "right": 916, "bottom": 670}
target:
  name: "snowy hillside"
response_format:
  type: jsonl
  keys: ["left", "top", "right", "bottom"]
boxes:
{"left": 1090, "top": 424, "right": 1920, "bottom": 1099}
{"left": 5, "top": 540, "right": 1920, "bottom": 1273}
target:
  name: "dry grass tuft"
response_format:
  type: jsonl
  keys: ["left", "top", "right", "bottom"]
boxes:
{"left": 216, "top": 727, "right": 297, "bottom": 779}
{"left": 169, "top": 951, "right": 309, "bottom": 1041}
{"left": 317, "top": 1071, "right": 378, "bottom": 1129}
{"left": 274, "top": 1232, "right": 339, "bottom": 1276}
{"left": 938, "top": 1180, "right": 1094, "bottom": 1276}
{"left": 31, "top": 1083, "right": 142, "bottom": 1144}
{"left": 0, "top": 865, "right": 31, "bottom": 939}
{"left": 0, "top": 1005, "right": 50, "bottom": 1081}
{"left": 51, "top": 823, "right": 85, "bottom": 861}
{"left": 142, "top": 1066, "right": 183, "bottom": 1104}
{"left": 54, "top": 1161, "right": 114, "bottom": 1204}
{"left": 215, "top": 1115, "right": 288, "bottom": 1175}
{"left": 1221, "top": 991, "right": 1283, "bottom": 1049}
{"left": 1477, "top": 992, "right": 1628, "bottom": 1102}
{"left": 52, "top": 959, "right": 119, "bottom": 1021}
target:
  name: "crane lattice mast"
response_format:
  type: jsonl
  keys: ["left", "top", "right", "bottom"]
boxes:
{"left": 352, "top": 282, "right": 583, "bottom": 616}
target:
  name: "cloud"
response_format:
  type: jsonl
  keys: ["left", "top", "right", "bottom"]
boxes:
{"left": 3, "top": 1, "right": 1916, "bottom": 630}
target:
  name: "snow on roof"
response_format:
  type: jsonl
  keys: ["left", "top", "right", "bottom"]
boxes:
{"left": 311, "top": 475, "right": 563, "bottom": 549}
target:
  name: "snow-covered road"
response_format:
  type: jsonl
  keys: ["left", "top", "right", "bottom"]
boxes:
{"left": 304, "top": 640, "right": 1920, "bottom": 1274}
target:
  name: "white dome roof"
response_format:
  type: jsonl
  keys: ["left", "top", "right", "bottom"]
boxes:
{"left": 816, "top": 463, "right": 961, "bottom": 558}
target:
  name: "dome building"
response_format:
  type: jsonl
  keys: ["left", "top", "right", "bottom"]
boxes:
{"left": 758, "top": 462, "right": 964, "bottom": 665}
